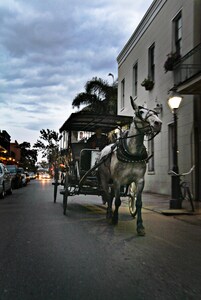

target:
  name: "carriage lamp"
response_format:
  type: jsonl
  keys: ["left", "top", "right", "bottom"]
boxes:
{"left": 167, "top": 90, "right": 183, "bottom": 209}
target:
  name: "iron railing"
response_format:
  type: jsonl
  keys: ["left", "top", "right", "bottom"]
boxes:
{"left": 174, "top": 43, "right": 201, "bottom": 86}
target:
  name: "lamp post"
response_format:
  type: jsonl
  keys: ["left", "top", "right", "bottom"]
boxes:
{"left": 167, "top": 91, "right": 183, "bottom": 209}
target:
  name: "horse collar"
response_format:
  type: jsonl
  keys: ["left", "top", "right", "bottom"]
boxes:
{"left": 116, "top": 131, "right": 148, "bottom": 163}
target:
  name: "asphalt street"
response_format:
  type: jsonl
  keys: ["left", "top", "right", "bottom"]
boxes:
{"left": 0, "top": 179, "right": 201, "bottom": 300}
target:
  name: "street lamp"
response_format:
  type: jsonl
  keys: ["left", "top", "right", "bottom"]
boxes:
{"left": 167, "top": 90, "right": 183, "bottom": 209}
{"left": 108, "top": 73, "right": 114, "bottom": 84}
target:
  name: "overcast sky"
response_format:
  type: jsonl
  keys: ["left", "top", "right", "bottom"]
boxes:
{"left": 0, "top": 0, "right": 153, "bottom": 148}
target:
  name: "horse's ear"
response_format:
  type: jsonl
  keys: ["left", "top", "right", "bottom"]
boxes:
{"left": 130, "top": 96, "right": 138, "bottom": 111}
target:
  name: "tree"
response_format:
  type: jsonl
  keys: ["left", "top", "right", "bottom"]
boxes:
{"left": 39, "top": 160, "right": 49, "bottom": 169}
{"left": 72, "top": 77, "right": 117, "bottom": 115}
{"left": 18, "top": 142, "right": 37, "bottom": 171}
{"left": 33, "top": 129, "right": 62, "bottom": 167}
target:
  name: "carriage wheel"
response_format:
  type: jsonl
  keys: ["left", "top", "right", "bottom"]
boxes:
{"left": 63, "top": 174, "right": 69, "bottom": 215}
{"left": 128, "top": 183, "right": 137, "bottom": 218}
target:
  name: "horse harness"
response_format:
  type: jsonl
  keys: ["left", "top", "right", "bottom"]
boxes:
{"left": 100, "top": 107, "right": 158, "bottom": 165}
{"left": 115, "top": 108, "right": 158, "bottom": 163}
{"left": 116, "top": 131, "right": 148, "bottom": 163}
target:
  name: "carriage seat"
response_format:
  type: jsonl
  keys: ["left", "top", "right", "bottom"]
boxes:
{"left": 71, "top": 143, "right": 87, "bottom": 161}
{"left": 79, "top": 149, "right": 100, "bottom": 176}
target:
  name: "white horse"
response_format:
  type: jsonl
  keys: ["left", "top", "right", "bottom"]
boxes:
{"left": 98, "top": 96, "right": 162, "bottom": 235}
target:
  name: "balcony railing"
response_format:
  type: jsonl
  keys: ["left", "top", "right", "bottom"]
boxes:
{"left": 174, "top": 43, "right": 201, "bottom": 87}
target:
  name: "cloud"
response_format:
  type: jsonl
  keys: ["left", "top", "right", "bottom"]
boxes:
{"left": 0, "top": 0, "right": 153, "bottom": 148}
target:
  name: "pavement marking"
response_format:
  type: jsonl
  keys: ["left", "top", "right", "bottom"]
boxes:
{"left": 84, "top": 204, "right": 106, "bottom": 215}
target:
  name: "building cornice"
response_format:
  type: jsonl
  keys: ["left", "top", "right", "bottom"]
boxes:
{"left": 117, "top": 0, "right": 167, "bottom": 66}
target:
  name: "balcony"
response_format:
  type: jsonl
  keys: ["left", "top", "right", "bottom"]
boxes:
{"left": 173, "top": 43, "right": 201, "bottom": 94}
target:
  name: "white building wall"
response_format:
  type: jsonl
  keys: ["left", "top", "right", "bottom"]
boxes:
{"left": 117, "top": 0, "right": 196, "bottom": 195}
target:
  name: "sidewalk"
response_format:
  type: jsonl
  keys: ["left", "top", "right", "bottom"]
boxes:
{"left": 142, "top": 192, "right": 201, "bottom": 227}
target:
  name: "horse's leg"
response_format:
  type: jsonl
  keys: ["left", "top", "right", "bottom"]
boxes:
{"left": 101, "top": 179, "right": 113, "bottom": 220}
{"left": 106, "top": 191, "right": 113, "bottom": 221}
{"left": 136, "top": 179, "right": 145, "bottom": 236}
{"left": 98, "top": 166, "right": 112, "bottom": 220}
{"left": 112, "top": 184, "right": 121, "bottom": 225}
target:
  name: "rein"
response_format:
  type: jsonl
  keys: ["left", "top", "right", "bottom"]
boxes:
{"left": 115, "top": 124, "right": 159, "bottom": 142}
{"left": 120, "top": 129, "right": 159, "bottom": 141}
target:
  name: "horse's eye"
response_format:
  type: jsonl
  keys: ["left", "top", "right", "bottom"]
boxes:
{"left": 139, "top": 111, "right": 144, "bottom": 115}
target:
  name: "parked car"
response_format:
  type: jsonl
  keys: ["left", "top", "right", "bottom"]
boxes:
{"left": 17, "top": 167, "right": 28, "bottom": 186}
{"left": 28, "top": 172, "right": 36, "bottom": 179}
{"left": 6, "top": 165, "right": 22, "bottom": 189}
{"left": 0, "top": 163, "right": 12, "bottom": 198}
{"left": 25, "top": 172, "right": 30, "bottom": 183}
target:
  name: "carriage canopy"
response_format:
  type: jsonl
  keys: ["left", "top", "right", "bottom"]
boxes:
{"left": 59, "top": 111, "right": 133, "bottom": 134}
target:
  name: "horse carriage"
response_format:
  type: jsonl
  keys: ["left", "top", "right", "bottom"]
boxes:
{"left": 53, "top": 97, "right": 162, "bottom": 235}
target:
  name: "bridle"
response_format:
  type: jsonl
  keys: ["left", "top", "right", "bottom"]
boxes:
{"left": 134, "top": 107, "right": 160, "bottom": 140}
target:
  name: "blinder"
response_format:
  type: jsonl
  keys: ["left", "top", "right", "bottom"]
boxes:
{"left": 136, "top": 106, "right": 158, "bottom": 122}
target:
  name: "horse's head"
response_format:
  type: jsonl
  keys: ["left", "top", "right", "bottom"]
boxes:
{"left": 130, "top": 96, "right": 162, "bottom": 135}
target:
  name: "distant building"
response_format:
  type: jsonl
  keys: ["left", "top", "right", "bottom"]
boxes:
{"left": 117, "top": 0, "right": 201, "bottom": 200}
{"left": 10, "top": 141, "right": 21, "bottom": 164}
{"left": 0, "top": 130, "right": 11, "bottom": 164}
{"left": 0, "top": 131, "right": 21, "bottom": 165}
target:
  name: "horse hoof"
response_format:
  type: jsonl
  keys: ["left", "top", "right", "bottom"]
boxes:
{"left": 107, "top": 218, "right": 113, "bottom": 225}
{"left": 112, "top": 217, "right": 118, "bottom": 225}
{"left": 106, "top": 213, "right": 112, "bottom": 220}
{"left": 137, "top": 227, "right": 145, "bottom": 236}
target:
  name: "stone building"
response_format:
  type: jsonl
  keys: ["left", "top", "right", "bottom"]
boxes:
{"left": 117, "top": 0, "right": 201, "bottom": 200}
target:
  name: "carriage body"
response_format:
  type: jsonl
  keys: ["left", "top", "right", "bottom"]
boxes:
{"left": 54, "top": 111, "right": 133, "bottom": 213}
{"left": 66, "top": 146, "right": 102, "bottom": 196}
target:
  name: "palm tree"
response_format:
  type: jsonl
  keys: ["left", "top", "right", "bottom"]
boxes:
{"left": 72, "top": 77, "right": 117, "bottom": 115}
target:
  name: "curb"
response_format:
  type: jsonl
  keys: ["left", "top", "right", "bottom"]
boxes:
{"left": 161, "top": 209, "right": 195, "bottom": 216}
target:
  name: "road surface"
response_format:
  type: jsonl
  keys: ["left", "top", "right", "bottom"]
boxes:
{"left": 0, "top": 179, "right": 201, "bottom": 300}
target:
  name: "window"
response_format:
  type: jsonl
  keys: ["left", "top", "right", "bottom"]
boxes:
{"left": 121, "top": 79, "right": 125, "bottom": 109}
{"left": 168, "top": 123, "right": 174, "bottom": 170}
{"left": 62, "top": 131, "right": 68, "bottom": 149}
{"left": 148, "top": 43, "right": 155, "bottom": 81}
{"left": 132, "top": 63, "right": 138, "bottom": 97}
{"left": 148, "top": 138, "right": 154, "bottom": 172}
{"left": 174, "top": 12, "right": 182, "bottom": 56}
{"left": 79, "top": 131, "right": 84, "bottom": 140}
{"left": 63, "top": 131, "right": 66, "bottom": 141}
